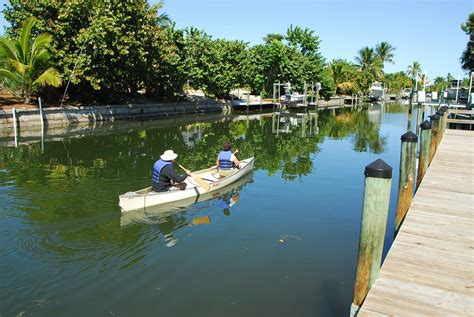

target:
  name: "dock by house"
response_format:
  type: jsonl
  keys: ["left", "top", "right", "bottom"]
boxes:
{"left": 358, "top": 129, "right": 474, "bottom": 316}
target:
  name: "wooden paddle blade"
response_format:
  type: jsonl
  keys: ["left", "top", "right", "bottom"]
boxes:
{"left": 190, "top": 173, "right": 211, "bottom": 192}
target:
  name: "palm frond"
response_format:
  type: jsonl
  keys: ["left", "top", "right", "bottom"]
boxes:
{"left": 19, "top": 17, "right": 37, "bottom": 63}
{"left": 30, "top": 33, "right": 52, "bottom": 62}
{"left": 6, "top": 58, "right": 27, "bottom": 75}
{"left": 0, "top": 68, "right": 22, "bottom": 81}
{"left": 33, "top": 67, "right": 62, "bottom": 88}
{"left": 0, "top": 37, "right": 19, "bottom": 61}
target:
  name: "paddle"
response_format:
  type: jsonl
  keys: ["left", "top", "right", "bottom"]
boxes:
{"left": 177, "top": 163, "right": 211, "bottom": 192}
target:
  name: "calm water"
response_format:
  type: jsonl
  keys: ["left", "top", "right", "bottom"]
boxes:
{"left": 1, "top": 104, "right": 411, "bottom": 316}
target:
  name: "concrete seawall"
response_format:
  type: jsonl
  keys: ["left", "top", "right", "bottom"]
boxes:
{"left": 0, "top": 101, "right": 231, "bottom": 134}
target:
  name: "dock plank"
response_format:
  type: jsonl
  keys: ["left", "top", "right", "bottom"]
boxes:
{"left": 358, "top": 129, "right": 474, "bottom": 316}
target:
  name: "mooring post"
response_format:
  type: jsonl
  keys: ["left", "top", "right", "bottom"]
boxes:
{"left": 12, "top": 107, "right": 18, "bottom": 148}
{"left": 351, "top": 159, "right": 392, "bottom": 316}
{"left": 437, "top": 108, "right": 446, "bottom": 143}
{"left": 441, "top": 106, "right": 448, "bottom": 137}
{"left": 406, "top": 101, "right": 413, "bottom": 131}
{"left": 435, "top": 110, "right": 443, "bottom": 146}
{"left": 395, "top": 131, "right": 418, "bottom": 231}
{"left": 246, "top": 93, "right": 250, "bottom": 113}
{"left": 429, "top": 113, "right": 440, "bottom": 163}
{"left": 416, "top": 120, "right": 432, "bottom": 191}
{"left": 415, "top": 103, "right": 423, "bottom": 136}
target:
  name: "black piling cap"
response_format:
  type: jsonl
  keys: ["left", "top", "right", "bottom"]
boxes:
{"left": 436, "top": 109, "right": 444, "bottom": 116}
{"left": 364, "top": 159, "right": 392, "bottom": 179}
{"left": 401, "top": 131, "right": 418, "bottom": 143}
{"left": 420, "top": 120, "right": 432, "bottom": 130}
{"left": 430, "top": 113, "right": 440, "bottom": 121}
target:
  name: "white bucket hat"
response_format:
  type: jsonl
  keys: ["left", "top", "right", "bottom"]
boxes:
{"left": 160, "top": 149, "right": 178, "bottom": 161}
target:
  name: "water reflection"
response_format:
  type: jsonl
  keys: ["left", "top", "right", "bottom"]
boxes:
{"left": 272, "top": 111, "right": 319, "bottom": 137}
{"left": 0, "top": 105, "right": 404, "bottom": 316}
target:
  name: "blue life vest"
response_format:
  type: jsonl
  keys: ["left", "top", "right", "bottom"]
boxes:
{"left": 218, "top": 150, "right": 234, "bottom": 170}
{"left": 152, "top": 159, "right": 171, "bottom": 184}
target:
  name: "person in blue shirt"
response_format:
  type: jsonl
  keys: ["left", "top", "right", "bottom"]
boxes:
{"left": 216, "top": 141, "right": 240, "bottom": 177}
{"left": 152, "top": 150, "right": 190, "bottom": 192}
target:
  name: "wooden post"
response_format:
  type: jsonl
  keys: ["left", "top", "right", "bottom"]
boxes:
{"left": 435, "top": 110, "right": 443, "bottom": 146}
{"left": 429, "top": 113, "right": 440, "bottom": 163}
{"left": 246, "top": 93, "right": 249, "bottom": 113}
{"left": 395, "top": 131, "right": 418, "bottom": 231}
{"left": 440, "top": 106, "right": 448, "bottom": 134}
{"left": 416, "top": 120, "right": 432, "bottom": 190}
{"left": 352, "top": 159, "right": 392, "bottom": 314}
{"left": 12, "top": 107, "right": 18, "bottom": 148}
{"left": 415, "top": 103, "right": 423, "bottom": 136}
{"left": 407, "top": 103, "right": 413, "bottom": 131}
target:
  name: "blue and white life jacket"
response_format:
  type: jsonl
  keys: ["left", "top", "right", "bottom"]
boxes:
{"left": 152, "top": 159, "right": 171, "bottom": 184}
{"left": 218, "top": 150, "right": 234, "bottom": 170}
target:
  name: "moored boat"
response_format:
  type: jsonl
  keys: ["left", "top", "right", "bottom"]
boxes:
{"left": 119, "top": 157, "right": 255, "bottom": 212}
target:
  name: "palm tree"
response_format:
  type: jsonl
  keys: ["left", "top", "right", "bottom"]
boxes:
{"left": 355, "top": 47, "right": 383, "bottom": 93}
{"left": 375, "top": 41, "right": 396, "bottom": 67}
{"left": 406, "top": 61, "right": 422, "bottom": 90}
{"left": 150, "top": 1, "right": 172, "bottom": 27}
{"left": 0, "top": 17, "right": 62, "bottom": 103}
{"left": 460, "top": 13, "right": 473, "bottom": 71}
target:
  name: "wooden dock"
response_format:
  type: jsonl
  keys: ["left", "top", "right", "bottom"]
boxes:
{"left": 358, "top": 129, "right": 474, "bottom": 316}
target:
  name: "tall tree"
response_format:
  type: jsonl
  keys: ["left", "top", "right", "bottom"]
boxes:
{"left": 460, "top": 12, "right": 474, "bottom": 71}
{"left": 355, "top": 47, "right": 383, "bottom": 93}
{"left": 0, "top": 17, "right": 62, "bottom": 103}
{"left": 406, "top": 61, "right": 422, "bottom": 89}
{"left": 3, "top": 0, "right": 171, "bottom": 102}
{"left": 327, "top": 59, "right": 358, "bottom": 95}
{"left": 375, "top": 41, "right": 396, "bottom": 67}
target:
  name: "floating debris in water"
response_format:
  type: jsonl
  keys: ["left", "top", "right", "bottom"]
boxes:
{"left": 278, "top": 234, "right": 303, "bottom": 243}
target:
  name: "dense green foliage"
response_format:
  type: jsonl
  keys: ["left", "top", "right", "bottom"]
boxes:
{"left": 1, "top": 1, "right": 425, "bottom": 103}
{"left": 2, "top": 2, "right": 334, "bottom": 102}
{"left": 384, "top": 72, "right": 412, "bottom": 93}
{"left": 0, "top": 17, "right": 61, "bottom": 103}
{"left": 460, "top": 12, "right": 474, "bottom": 71}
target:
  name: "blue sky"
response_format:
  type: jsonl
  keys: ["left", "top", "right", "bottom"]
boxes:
{"left": 1, "top": 0, "right": 472, "bottom": 79}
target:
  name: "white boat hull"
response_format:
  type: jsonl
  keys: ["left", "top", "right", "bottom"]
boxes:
{"left": 119, "top": 157, "right": 255, "bottom": 212}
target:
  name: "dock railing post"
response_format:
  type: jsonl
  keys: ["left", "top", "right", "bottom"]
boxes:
{"left": 429, "top": 113, "right": 440, "bottom": 164}
{"left": 395, "top": 131, "right": 418, "bottom": 231}
{"left": 416, "top": 120, "right": 432, "bottom": 190}
{"left": 351, "top": 159, "right": 392, "bottom": 316}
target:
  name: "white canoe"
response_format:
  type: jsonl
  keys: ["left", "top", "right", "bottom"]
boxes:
{"left": 119, "top": 157, "right": 255, "bottom": 212}
{"left": 120, "top": 172, "right": 254, "bottom": 226}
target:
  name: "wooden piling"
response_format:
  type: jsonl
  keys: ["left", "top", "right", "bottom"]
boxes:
{"left": 440, "top": 106, "right": 448, "bottom": 135}
{"left": 415, "top": 103, "right": 423, "bottom": 136}
{"left": 437, "top": 108, "right": 446, "bottom": 144}
{"left": 352, "top": 159, "right": 392, "bottom": 314}
{"left": 429, "top": 113, "right": 440, "bottom": 164}
{"left": 395, "top": 131, "right": 418, "bottom": 231}
{"left": 416, "top": 120, "right": 432, "bottom": 190}
{"left": 12, "top": 107, "right": 18, "bottom": 148}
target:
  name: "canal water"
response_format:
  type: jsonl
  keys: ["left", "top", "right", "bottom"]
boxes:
{"left": 1, "top": 104, "right": 411, "bottom": 316}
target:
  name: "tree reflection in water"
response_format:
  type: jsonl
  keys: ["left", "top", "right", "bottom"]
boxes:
{"left": 0, "top": 106, "right": 386, "bottom": 269}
